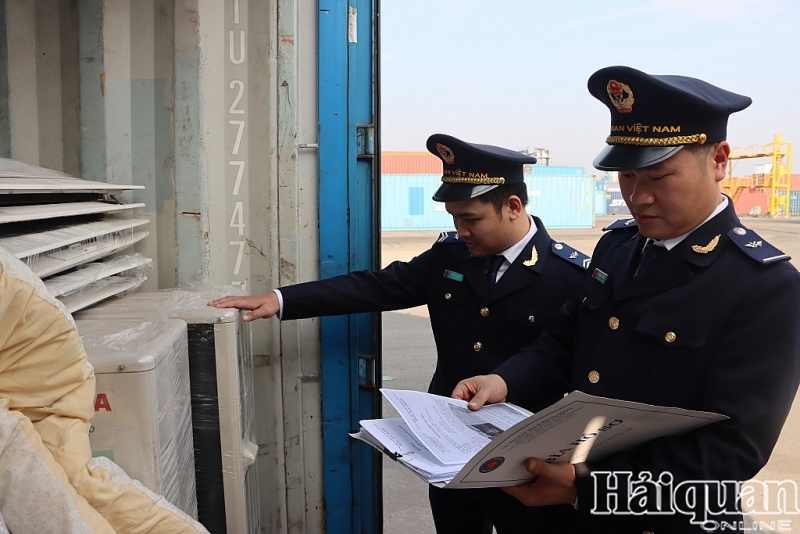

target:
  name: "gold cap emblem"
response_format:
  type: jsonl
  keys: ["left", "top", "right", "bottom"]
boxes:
{"left": 607, "top": 79, "right": 634, "bottom": 114}
{"left": 436, "top": 143, "right": 455, "bottom": 164}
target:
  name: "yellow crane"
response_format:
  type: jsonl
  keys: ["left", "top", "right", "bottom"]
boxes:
{"left": 722, "top": 134, "right": 793, "bottom": 216}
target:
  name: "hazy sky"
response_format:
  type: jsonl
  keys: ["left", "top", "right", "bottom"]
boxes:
{"left": 380, "top": 0, "right": 800, "bottom": 176}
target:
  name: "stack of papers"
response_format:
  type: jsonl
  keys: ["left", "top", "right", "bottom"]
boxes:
{"left": 352, "top": 389, "right": 726, "bottom": 488}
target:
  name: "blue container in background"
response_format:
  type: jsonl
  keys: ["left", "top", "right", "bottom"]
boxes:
{"left": 605, "top": 186, "right": 631, "bottom": 216}
{"left": 790, "top": 190, "right": 800, "bottom": 216}
{"left": 525, "top": 171, "right": 595, "bottom": 229}
{"left": 380, "top": 174, "right": 454, "bottom": 230}
{"left": 381, "top": 168, "right": 597, "bottom": 231}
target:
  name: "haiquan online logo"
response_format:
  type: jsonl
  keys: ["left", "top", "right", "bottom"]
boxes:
{"left": 591, "top": 471, "right": 799, "bottom": 532}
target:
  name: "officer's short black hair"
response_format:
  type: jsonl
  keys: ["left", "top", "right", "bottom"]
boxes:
{"left": 477, "top": 181, "right": 529, "bottom": 214}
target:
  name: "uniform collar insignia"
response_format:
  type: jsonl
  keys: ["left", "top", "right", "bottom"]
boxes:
{"left": 522, "top": 246, "right": 538, "bottom": 266}
{"left": 691, "top": 234, "right": 720, "bottom": 254}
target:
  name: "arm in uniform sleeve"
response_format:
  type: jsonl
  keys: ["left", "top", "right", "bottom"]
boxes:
{"left": 278, "top": 249, "right": 434, "bottom": 320}
{"left": 574, "top": 261, "right": 800, "bottom": 521}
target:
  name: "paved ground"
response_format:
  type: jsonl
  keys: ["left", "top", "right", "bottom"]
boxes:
{"left": 380, "top": 215, "right": 800, "bottom": 534}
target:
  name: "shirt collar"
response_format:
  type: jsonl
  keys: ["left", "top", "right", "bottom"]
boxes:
{"left": 657, "top": 195, "right": 728, "bottom": 251}
{"left": 498, "top": 215, "right": 538, "bottom": 264}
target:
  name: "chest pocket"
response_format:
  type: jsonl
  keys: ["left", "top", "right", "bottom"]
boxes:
{"left": 635, "top": 310, "right": 710, "bottom": 348}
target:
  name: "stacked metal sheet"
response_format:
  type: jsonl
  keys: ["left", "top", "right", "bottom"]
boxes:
{"left": 0, "top": 157, "right": 151, "bottom": 311}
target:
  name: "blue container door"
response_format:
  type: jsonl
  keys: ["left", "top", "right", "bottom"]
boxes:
{"left": 318, "top": 1, "right": 381, "bottom": 533}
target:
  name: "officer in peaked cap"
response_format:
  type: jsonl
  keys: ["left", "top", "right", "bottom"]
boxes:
{"left": 428, "top": 133, "right": 537, "bottom": 202}
{"left": 587, "top": 65, "right": 752, "bottom": 171}
{"left": 210, "top": 133, "right": 590, "bottom": 534}
{"left": 453, "top": 67, "right": 800, "bottom": 533}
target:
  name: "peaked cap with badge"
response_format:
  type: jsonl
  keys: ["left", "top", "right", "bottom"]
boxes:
{"left": 427, "top": 134, "right": 536, "bottom": 202}
{"left": 588, "top": 66, "right": 752, "bottom": 170}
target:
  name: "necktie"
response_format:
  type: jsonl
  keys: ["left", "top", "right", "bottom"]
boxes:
{"left": 486, "top": 255, "right": 505, "bottom": 287}
{"left": 636, "top": 239, "right": 667, "bottom": 276}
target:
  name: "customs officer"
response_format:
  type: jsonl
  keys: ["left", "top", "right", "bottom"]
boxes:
{"left": 210, "top": 133, "right": 589, "bottom": 533}
{"left": 454, "top": 66, "right": 800, "bottom": 533}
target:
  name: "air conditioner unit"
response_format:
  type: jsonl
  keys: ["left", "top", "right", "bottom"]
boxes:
{"left": 74, "top": 317, "right": 198, "bottom": 519}
{"left": 74, "top": 290, "right": 260, "bottom": 534}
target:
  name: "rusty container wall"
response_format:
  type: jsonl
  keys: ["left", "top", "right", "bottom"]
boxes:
{"left": 0, "top": 1, "right": 324, "bottom": 532}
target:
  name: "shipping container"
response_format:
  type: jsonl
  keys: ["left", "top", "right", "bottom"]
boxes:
{"left": 526, "top": 173, "right": 595, "bottom": 229}
{"left": 381, "top": 151, "right": 442, "bottom": 174}
{"left": 605, "top": 186, "right": 632, "bottom": 216}
{"left": 0, "top": 1, "right": 380, "bottom": 533}
{"left": 733, "top": 188, "right": 771, "bottom": 217}
{"left": 381, "top": 174, "right": 451, "bottom": 230}
{"left": 381, "top": 170, "right": 595, "bottom": 231}
{"left": 595, "top": 180, "right": 607, "bottom": 216}
{"left": 790, "top": 191, "right": 800, "bottom": 216}
{"left": 529, "top": 165, "right": 587, "bottom": 176}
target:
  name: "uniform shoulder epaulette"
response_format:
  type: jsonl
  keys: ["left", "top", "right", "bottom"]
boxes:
{"left": 551, "top": 242, "right": 592, "bottom": 270}
{"left": 727, "top": 226, "right": 791, "bottom": 264}
{"left": 602, "top": 217, "right": 638, "bottom": 231}
{"left": 433, "top": 231, "right": 462, "bottom": 245}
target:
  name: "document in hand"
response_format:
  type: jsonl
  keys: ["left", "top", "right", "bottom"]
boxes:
{"left": 351, "top": 389, "right": 727, "bottom": 488}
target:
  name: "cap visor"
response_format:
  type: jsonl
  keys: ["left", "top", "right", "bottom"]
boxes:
{"left": 593, "top": 145, "right": 684, "bottom": 171}
{"left": 432, "top": 183, "right": 499, "bottom": 202}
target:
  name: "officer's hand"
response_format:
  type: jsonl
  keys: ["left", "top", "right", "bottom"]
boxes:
{"left": 451, "top": 374, "right": 508, "bottom": 411}
{"left": 502, "top": 458, "right": 577, "bottom": 507}
{"left": 207, "top": 293, "right": 280, "bottom": 322}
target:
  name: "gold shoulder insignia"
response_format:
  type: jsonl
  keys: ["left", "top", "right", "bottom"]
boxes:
{"left": 523, "top": 246, "right": 538, "bottom": 266}
{"left": 691, "top": 234, "right": 720, "bottom": 254}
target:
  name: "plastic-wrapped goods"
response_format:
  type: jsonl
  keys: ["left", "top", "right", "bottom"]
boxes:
{"left": 74, "top": 289, "right": 260, "bottom": 534}
{"left": 0, "top": 218, "right": 150, "bottom": 278}
{"left": 75, "top": 318, "right": 199, "bottom": 520}
{"left": 45, "top": 253, "right": 153, "bottom": 313}
{"left": 44, "top": 254, "right": 153, "bottom": 298}
{"left": 0, "top": 244, "right": 207, "bottom": 533}
{"left": 0, "top": 218, "right": 149, "bottom": 260}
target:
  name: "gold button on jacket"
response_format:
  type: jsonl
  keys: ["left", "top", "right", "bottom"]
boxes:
{"left": 588, "top": 370, "right": 600, "bottom": 383}
{"left": 608, "top": 317, "right": 620, "bottom": 330}
{"left": 473, "top": 342, "right": 483, "bottom": 352}
{"left": 480, "top": 307, "right": 489, "bottom": 317}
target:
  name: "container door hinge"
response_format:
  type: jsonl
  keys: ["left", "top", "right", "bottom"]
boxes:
{"left": 358, "top": 354, "right": 376, "bottom": 388}
{"left": 356, "top": 125, "right": 375, "bottom": 159}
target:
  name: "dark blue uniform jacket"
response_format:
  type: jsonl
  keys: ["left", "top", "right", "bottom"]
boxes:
{"left": 495, "top": 202, "right": 800, "bottom": 533}
{"left": 279, "top": 216, "right": 588, "bottom": 397}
